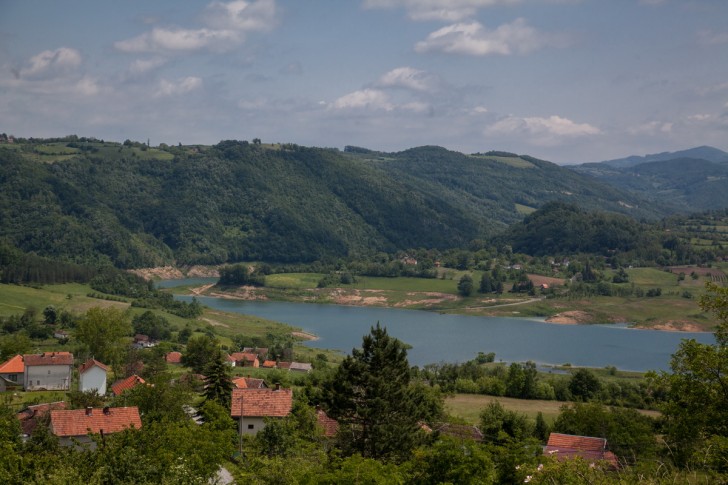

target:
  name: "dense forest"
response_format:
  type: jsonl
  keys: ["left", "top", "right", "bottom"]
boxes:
{"left": 0, "top": 138, "right": 662, "bottom": 268}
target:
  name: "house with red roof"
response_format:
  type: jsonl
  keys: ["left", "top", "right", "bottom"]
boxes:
{"left": 316, "top": 408, "right": 339, "bottom": 438}
{"left": 261, "top": 360, "right": 277, "bottom": 369}
{"left": 230, "top": 386, "right": 293, "bottom": 435}
{"left": 165, "top": 351, "right": 182, "bottom": 364}
{"left": 544, "top": 433, "right": 619, "bottom": 469}
{"left": 23, "top": 352, "right": 73, "bottom": 391}
{"left": 230, "top": 352, "right": 259, "bottom": 367}
{"left": 50, "top": 406, "right": 142, "bottom": 448}
{"left": 232, "top": 376, "right": 268, "bottom": 389}
{"left": 78, "top": 359, "right": 109, "bottom": 396}
{"left": 111, "top": 374, "right": 146, "bottom": 396}
{"left": 0, "top": 354, "right": 24, "bottom": 387}
{"left": 17, "top": 401, "right": 67, "bottom": 437}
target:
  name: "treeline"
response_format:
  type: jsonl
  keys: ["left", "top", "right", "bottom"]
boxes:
{"left": 416, "top": 359, "right": 658, "bottom": 409}
{"left": 0, "top": 242, "right": 98, "bottom": 285}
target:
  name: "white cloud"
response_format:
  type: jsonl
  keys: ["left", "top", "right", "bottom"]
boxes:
{"left": 687, "top": 113, "right": 712, "bottom": 122}
{"left": 331, "top": 89, "right": 394, "bottom": 111}
{"left": 698, "top": 29, "right": 728, "bottom": 46}
{"left": 378, "top": 67, "right": 437, "bottom": 92}
{"left": 363, "top": 0, "right": 520, "bottom": 22}
{"left": 115, "top": 0, "right": 278, "bottom": 54}
{"left": 486, "top": 114, "right": 600, "bottom": 145}
{"left": 129, "top": 58, "right": 167, "bottom": 74}
{"left": 203, "top": 0, "right": 278, "bottom": 31}
{"left": 628, "top": 121, "right": 673, "bottom": 136}
{"left": 19, "top": 47, "right": 82, "bottom": 80}
{"left": 415, "top": 19, "right": 563, "bottom": 56}
{"left": 155, "top": 76, "right": 203, "bottom": 96}
{"left": 115, "top": 27, "right": 241, "bottom": 53}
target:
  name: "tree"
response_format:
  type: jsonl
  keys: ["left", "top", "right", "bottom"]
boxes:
{"left": 74, "top": 307, "right": 132, "bottom": 371}
{"left": 131, "top": 310, "right": 172, "bottom": 341}
{"left": 203, "top": 350, "right": 233, "bottom": 408}
{"left": 182, "top": 334, "right": 219, "bottom": 373}
{"left": 568, "top": 368, "right": 601, "bottom": 401}
{"left": 458, "top": 274, "right": 474, "bottom": 297}
{"left": 323, "top": 323, "right": 424, "bottom": 462}
{"left": 42, "top": 305, "right": 58, "bottom": 324}
{"left": 479, "top": 272, "right": 493, "bottom": 293}
{"left": 650, "top": 282, "right": 728, "bottom": 467}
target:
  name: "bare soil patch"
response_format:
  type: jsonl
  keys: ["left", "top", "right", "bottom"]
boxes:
{"left": 634, "top": 320, "right": 706, "bottom": 332}
{"left": 292, "top": 331, "right": 319, "bottom": 341}
{"left": 527, "top": 274, "right": 566, "bottom": 287}
{"left": 545, "top": 310, "right": 593, "bottom": 324}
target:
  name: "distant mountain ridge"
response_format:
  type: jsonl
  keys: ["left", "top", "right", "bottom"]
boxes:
{"left": 570, "top": 146, "right": 728, "bottom": 212}
{"left": 592, "top": 146, "right": 728, "bottom": 169}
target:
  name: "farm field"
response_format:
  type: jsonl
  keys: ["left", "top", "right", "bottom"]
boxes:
{"left": 445, "top": 394, "right": 661, "bottom": 425}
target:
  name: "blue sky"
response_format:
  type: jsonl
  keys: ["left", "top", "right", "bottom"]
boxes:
{"left": 1, "top": 0, "right": 727, "bottom": 163}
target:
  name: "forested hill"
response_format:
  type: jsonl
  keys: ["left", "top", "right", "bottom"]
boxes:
{"left": 0, "top": 138, "right": 660, "bottom": 268}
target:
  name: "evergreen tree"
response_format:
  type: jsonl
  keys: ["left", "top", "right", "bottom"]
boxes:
{"left": 204, "top": 350, "right": 234, "bottom": 409}
{"left": 458, "top": 274, "right": 474, "bottom": 296}
{"left": 323, "top": 323, "right": 422, "bottom": 462}
{"left": 479, "top": 272, "right": 493, "bottom": 293}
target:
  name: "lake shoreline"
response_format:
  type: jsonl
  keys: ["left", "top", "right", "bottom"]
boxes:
{"left": 178, "top": 282, "right": 714, "bottom": 334}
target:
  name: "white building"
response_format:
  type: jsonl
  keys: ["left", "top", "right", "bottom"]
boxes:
{"left": 78, "top": 359, "right": 109, "bottom": 396}
{"left": 23, "top": 352, "right": 73, "bottom": 391}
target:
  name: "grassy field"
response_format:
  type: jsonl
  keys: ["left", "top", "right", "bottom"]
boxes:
{"left": 445, "top": 394, "right": 661, "bottom": 425}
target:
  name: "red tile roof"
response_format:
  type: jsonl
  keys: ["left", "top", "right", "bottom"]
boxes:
{"left": 23, "top": 352, "right": 73, "bottom": 367}
{"left": 262, "top": 360, "right": 277, "bottom": 368}
{"left": 111, "top": 375, "right": 146, "bottom": 396}
{"left": 78, "top": 358, "right": 109, "bottom": 374}
{"left": 316, "top": 409, "right": 339, "bottom": 437}
{"left": 544, "top": 433, "right": 619, "bottom": 468}
{"left": 0, "top": 355, "right": 24, "bottom": 374}
{"left": 232, "top": 377, "right": 248, "bottom": 389}
{"left": 546, "top": 433, "right": 607, "bottom": 452}
{"left": 231, "top": 388, "right": 293, "bottom": 418}
{"left": 277, "top": 361, "right": 291, "bottom": 369}
{"left": 50, "top": 407, "right": 142, "bottom": 437}
{"left": 17, "top": 401, "right": 67, "bottom": 435}
{"left": 165, "top": 351, "right": 182, "bottom": 364}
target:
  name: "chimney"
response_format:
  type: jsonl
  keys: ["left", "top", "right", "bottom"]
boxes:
{"left": 275, "top": 383, "right": 280, "bottom": 391}
{"left": 85, "top": 407, "right": 93, "bottom": 416}
{"left": 103, "top": 406, "right": 111, "bottom": 416}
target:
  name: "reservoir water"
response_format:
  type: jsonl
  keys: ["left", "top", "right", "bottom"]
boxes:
{"left": 164, "top": 279, "right": 715, "bottom": 371}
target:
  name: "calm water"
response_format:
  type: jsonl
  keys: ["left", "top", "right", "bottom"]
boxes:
{"left": 172, "top": 291, "right": 715, "bottom": 371}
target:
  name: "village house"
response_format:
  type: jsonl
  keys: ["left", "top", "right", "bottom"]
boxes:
{"left": 17, "top": 401, "right": 67, "bottom": 439}
{"left": 165, "top": 351, "right": 182, "bottom": 364}
{"left": 316, "top": 408, "right": 339, "bottom": 438}
{"left": 544, "top": 433, "right": 619, "bottom": 469}
{"left": 53, "top": 330, "right": 69, "bottom": 340}
{"left": 232, "top": 376, "right": 268, "bottom": 389}
{"left": 23, "top": 352, "right": 73, "bottom": 391}
{"left": 289, "top": 362, "right": 313, "bottom": 373}
{"left": 49, "top": 406, "right": 142, "bottom": 449}
{"left": 78, "top": 359, "right": 109, "bottom": 396}
{"left": 132, "top": 334, "right": 156, "bottom": 349}
{"left": 230, "top": 386, "right": 293, "bottom": 436}
{"left": 230, "top": 352, "right": 259, "bottom": 367}
{"left": 111, "top": 374, "right": 146, "bottom": 396}
{"left": 261, "top": 360, "right": 277, "bottom": 369}
{"left": 0, "top": 354, "right": 24, "bottom": 388}
{"left": 242, "top": 347, "right": 269, "bottom": 361}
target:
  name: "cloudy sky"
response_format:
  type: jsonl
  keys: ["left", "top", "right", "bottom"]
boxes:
{"left": 1, "top": 0, "right": 727, "bottom": 163}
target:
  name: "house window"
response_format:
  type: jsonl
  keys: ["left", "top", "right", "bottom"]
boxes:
{"left": 247, "top": 424, "right": 254, "bottom": 430}
{"left": 8, "top": 374, "right": 16, "bottom": 382}
{"left": 37, "top": 380, "right": 40, "bottom": 385}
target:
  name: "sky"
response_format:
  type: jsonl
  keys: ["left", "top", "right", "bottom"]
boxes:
{"left": 1, "top": 0, "right": 727, "bottom": 164}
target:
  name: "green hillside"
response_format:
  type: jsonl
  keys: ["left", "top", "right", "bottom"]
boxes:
{"left": 0, "top": 138, "right": 663, "bottom": 268}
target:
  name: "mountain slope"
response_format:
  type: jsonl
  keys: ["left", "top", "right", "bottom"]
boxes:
{"left": 0, "top": 139, "right": 663, "bottom": 267}
{"left": 593, "top": 145, "right": 728, "bottom": 169}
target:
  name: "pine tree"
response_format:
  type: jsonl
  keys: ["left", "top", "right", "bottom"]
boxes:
{"left": 203, "top": 351, "right": 233, "bottom": 409}
{"left": 324, "top": 323, "right": 422, "bottom": 462}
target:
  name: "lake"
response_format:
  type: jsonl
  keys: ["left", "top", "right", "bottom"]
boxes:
{"left": 166, "top": 280, "right": 715, "bottom": 371}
